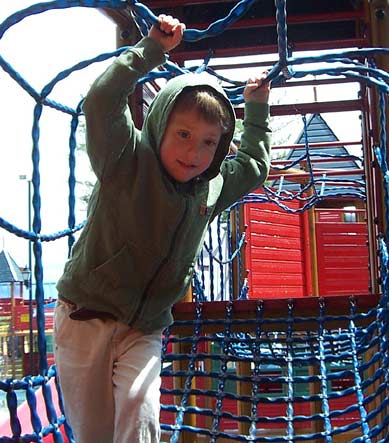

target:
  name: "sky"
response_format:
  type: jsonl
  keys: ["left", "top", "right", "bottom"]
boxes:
{"left": 0, "top": 1, "right": 116, "bottom": 283}
{"left": 0, "top": 1, "right": 363, "bottom": 286}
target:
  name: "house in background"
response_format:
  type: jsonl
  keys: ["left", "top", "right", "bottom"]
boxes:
{"left": 272, "top": 113, "right": 365, "bottom": 203}
{"left": 0, "top": 249, "right": 26, "bottom": 300}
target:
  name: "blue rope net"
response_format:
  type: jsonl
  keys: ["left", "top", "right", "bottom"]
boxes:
{"left": 0, "top": 1, "right": 388, "bottom": 442}
{"left": 161, "top": 296, "right": 388, "bottom": 442}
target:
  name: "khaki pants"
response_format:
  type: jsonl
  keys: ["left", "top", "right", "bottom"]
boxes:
{"left": 54, "top": 301, "right": 162, "bottom": 443}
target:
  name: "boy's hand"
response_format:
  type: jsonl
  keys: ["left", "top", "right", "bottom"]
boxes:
{"left": 148, "top": 14, "right": 186, "bottom": 53}
{"left": 243, "top": 72, "right": 270, "bottom": 104}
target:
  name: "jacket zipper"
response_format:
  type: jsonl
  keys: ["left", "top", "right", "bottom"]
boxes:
{"left": 129, "top": 197, "right": 189, "bottom": 326}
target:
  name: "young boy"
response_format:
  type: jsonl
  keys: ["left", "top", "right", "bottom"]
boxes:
{"left": 54, "top": 14, "right": 271, "bottom": 443}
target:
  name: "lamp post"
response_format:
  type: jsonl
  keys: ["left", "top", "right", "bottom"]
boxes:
{"left": 19, "top": 175, "right": 33, "bottom": 374}
{"left": 21, "top": 267, "right": 31, "bottom": 288}
{"left": 21, "top": 265, "right": 33, "bottom": 373}
{"left": 10, "top": 282, "right": 16, "bottom": 379}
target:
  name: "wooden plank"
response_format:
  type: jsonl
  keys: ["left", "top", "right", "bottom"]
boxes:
{"left": 250, "top": 248, "right": 303, "bottom": 261}
{"left": 250, "top": 222, "right": 302, "bottom": 237}
{"left": 251, "top": 235, "right": 302, "bottom": 250}
{"left": 248, "top": 209, "right": 302, "bottom": 225}
{"left": 321, "top": 256, "right": 369, "bottom": 267}
{"left": 171, "top": 295, "right": 379, "bottom": 334}
{"left": 250, "top": 287, "right": 306, "bottom": 298}
{"left": 251, "top": 261, "right": 304, "bottom": 274}
{"left": 252, "top": 274, "right": 306, "bottom": 286}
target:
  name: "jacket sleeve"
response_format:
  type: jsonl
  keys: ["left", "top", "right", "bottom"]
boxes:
{"left": 212, "top": 101, "right": 271, "bottom": 216}
{"left": 82, "top": 37, "right": 166, "bottom": 181}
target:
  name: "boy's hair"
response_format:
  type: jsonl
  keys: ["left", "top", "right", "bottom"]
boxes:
{"left": 173, "top": 87, "right": 233, "bottom": 134}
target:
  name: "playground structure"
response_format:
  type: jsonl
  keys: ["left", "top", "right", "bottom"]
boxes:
{"left": 0, "top": 1, "right": 388, "bottom": 442}
{"left": 0, "top": 250, "right": 57, "bottom": 381}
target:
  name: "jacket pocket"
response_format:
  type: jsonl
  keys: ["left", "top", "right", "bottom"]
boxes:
{"left": 147, "top": 259, "right": 194, "bottom": 311}
{"left": 80, "top": 244, "right": 153, "bottom": 296}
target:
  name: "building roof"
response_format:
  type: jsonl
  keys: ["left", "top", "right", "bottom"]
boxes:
{"left": 272, "top": 113, "right": 364, "bottom": 198}
{"left": 292, "top": 113, "right": 360, "bottom": 170}
{"left": 0, "top": 250, "right": 24, "bottom": 284}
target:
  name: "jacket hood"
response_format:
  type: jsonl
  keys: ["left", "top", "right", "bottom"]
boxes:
{"left": 142, "top": 72, "right": 236, "bottom": 181}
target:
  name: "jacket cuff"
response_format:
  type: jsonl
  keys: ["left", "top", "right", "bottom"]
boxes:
{"left": 244, "top": 101, "right": 270, "bottom": 125}
{"left": 132, "top": 36, "right": 167, "bottom": 73}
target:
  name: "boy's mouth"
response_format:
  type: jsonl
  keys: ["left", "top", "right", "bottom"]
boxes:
{"left": 177, "top": 160, "right": 196, "bottom": 169}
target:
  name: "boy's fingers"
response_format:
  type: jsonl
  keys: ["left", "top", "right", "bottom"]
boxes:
{"left": 158, "top": 15, "right": 184, "bottom": 38}
{"left": 157, "top": 14, "right": 166, "bottom": 26}
{"left": 163, "top": 17, "right": 179, "bottom": 27}
{"left": 246, "top": 80, "right": 260, "bottom": 90}
{"left": 171, "top": 23, "right": 185, "bottom": 35}
{"left": 150, "top": 14, "right": 185, "bottom": 51}
{"left": 246, "top": 73, "right": 269, "bottom": 90}
{"left": 165, "top": 18, "right": 179, "bottom": 29}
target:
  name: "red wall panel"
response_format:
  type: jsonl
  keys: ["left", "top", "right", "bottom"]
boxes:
{"left": 316, "top": 221, "right": 369, "bottom": 295}
{"left": 244, "top": 198, "right": 310, "bottom": 299}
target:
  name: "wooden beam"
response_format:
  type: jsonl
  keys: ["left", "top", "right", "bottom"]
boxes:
{"left": 170, "top": 294, "right": 379, "bottom": 334}
{"left": 235, "top": 100, "right": 364, "bottom": 119}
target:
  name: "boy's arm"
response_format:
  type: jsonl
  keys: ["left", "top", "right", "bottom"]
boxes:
{"left": 83, "top": 15, "right": 185, "bottom": 181}
{"left": 212, "top": 74, "right": 272, "bottom": 215}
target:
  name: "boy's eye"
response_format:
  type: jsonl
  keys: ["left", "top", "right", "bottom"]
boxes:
{"left": 178, "top": 130, "right": 190, "bottom": 139}
{"left": 205, "top": 139, "right": 217, "bottom": 148}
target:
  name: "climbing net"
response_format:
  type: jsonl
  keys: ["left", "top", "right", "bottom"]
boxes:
{"left": 0, "top": 1, "right": 388, "bottom": 442}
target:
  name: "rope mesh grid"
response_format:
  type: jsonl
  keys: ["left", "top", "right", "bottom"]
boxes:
{"left": 0, "top": 0, "right": 388, "bottom": 442}
{"left": 160, "top": 298, "right": 389, "bottom": 442}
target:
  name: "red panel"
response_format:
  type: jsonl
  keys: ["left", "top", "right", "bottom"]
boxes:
{"left": 316, "top": 221, "right": 369, "bottom": 296}
{"left": 244, "top": 196, "right": 370, "bottom": 299}
{"left": 13, "top": 306, "right": 37, "bottom": 330}
{"left": 244, "top": 193, "right": 309, "bottom": 299}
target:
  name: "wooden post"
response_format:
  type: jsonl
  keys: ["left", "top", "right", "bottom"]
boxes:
{"left": 308, "top": 364, "right": 323, "bottom": 435}
{"left": 230, "top": 205, "right": 246, "bottom": 300}
{"left": 366, "top": 0, "right": 389, "bottom": 430}
{"left": 307, "top": 197, "right": 319, "bottom": 296}
{"left": 204, "top": 340, "right": 214, "bottom": 433}
{"left": 172, "top": 272, "right": 195, "bottom": 440}
{"left": 300, "top": 162, "right": 319, "bottom": 296}
{"left": 172, "top": 339, "right": 197, "bottom": 443}
{"left": 183, "top": 285, "right": 193, "bottom": 303}
{"left": 236, "top": 361, "right": 251, "bottom": 436}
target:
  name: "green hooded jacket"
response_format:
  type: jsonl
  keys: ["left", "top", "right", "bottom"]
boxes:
{"left": 56, "top": 37, "right": 271, "bottom": 333}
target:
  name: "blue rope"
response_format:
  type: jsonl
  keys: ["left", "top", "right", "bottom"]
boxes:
{"left": 128, "top": 0, "right": 259, "bottom": 42}
{"left": 318, "top": 299, "right": 332, "bottom": 441}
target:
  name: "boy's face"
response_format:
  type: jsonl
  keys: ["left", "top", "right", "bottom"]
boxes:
{"left": 160, "top": 108, "right": 222, "bottom": 183}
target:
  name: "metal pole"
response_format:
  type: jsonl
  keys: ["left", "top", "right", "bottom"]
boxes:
{"left": 10, "top": 283, "right": 16, "bottom": 379}
{"left": 27, "top": 179, "right": 34, "bottom": 374}
{"left": 18, "top": 175, "right": 34, "bottom": 374}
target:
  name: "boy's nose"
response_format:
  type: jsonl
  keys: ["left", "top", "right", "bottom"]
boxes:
{"left": 185, "top": 142, "right": 200, "bottom": 162}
